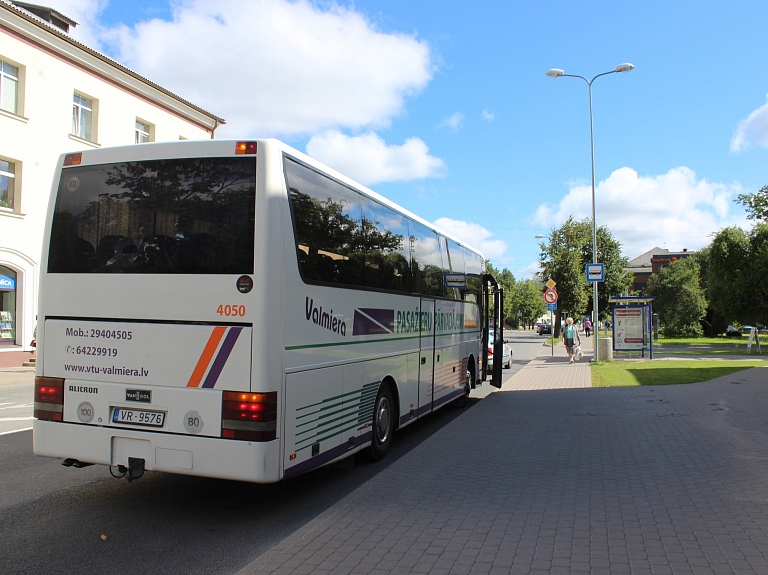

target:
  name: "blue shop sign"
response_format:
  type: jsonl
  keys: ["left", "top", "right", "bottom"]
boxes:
{"left": 0, "top": 275, "right": 15, "bottom": 291}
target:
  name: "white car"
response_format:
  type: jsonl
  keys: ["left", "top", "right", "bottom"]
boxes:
{"left": 488, "top": 334, "right": 512, "bottom": 369}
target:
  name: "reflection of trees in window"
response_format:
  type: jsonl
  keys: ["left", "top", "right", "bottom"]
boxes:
{"left": 286, "top": 156, "right": 480, "bottom": 299}
{"left": 362, "top": 198, "right": 411, "bottom": 292}
{"left": 289, "top": 189, "right": 364, "bottom": 285}
{"left": 48, "top": 158, "right": 255, "bottom": 274}
{"left": 410, "top": 223, "right": 446, "bottom": 297}
{"left": 288, "top": 158, "right": 413, "bottom": 291}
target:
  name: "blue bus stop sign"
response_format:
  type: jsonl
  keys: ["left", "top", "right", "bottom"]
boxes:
{"left": 586, "top": 263, "right": 605, "bottom": 282}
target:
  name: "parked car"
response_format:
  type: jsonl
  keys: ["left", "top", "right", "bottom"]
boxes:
{"left": 488, "top": 334, "right": 512, "bottom": 369}
{"left": 537, "top": 323, "right": 552, "bottom": 335}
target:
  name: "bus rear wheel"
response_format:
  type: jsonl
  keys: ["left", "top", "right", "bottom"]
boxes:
{"left": 370, "top": 384, "right": 394, "bottom": 461}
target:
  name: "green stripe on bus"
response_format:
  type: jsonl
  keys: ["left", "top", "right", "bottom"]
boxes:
{"left": 285, "top": 329, "right": 481, "bottom": 351}
{"left": 297, "top": 399, "right": 364, "bottom": 429}
{"left": 296, "top": 421, "right": 362, "bottom": 451}
{"left": 296, "top": 388, "right": 365, "bottom": 411}
{"left": 296, "top": 414, "right": 360, "bottom": 446}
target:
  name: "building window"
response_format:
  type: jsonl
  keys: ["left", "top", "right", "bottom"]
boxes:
{"left": 0, "top": 60, "right": 19, "bottom": 114}
{"left": 0, "top": 159, "right": 15, "bottom": 210}
{"left": 135, "top": 119, "right": 153, "bottom": 143}
{"left": 72, "top": 93, "right": 94, "bottom": 140}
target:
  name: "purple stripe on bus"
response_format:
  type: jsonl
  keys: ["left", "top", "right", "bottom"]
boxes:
{"left": 284, "top": 431, "right": 373, "bottom": 479}
{"left": 432, "top": 387, "right": 464, "bottom": 409}
{"left": 411, "top": 387, "right": 464, "bottom": 420}
{"left": 201, "top": 327, "right": 242, "bottom": 389}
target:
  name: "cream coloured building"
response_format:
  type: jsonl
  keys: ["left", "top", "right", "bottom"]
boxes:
{"left": 0, "top": 1, "right": 224, "bottom": 366}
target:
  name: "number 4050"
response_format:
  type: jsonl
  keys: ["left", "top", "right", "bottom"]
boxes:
{"left": 217, "top": 305, "right": 246, "bottom": 317}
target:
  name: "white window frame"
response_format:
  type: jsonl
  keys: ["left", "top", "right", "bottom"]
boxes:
{"left": 0, "top": 157, "right": 17, "bottom": 212}
{"left": 0, "top": 59, "right": 19, "bottom": 115}
{"left": 72, "top": 92, "right": 96, "bottom": 141}
{"left": 135, "top": 118, "right": 154, "bottom": 143}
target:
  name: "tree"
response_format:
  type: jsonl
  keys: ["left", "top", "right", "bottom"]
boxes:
{"left": 694, "top": 246, "right": 727, "bottom": 337}
{"left": 736, "top": 185, "right": 768, "bottom": 221}
{"left": 708, "top": 223, "right": 768, "bottom": 327}
{"left": 538, "top": 217, "right": 588, "bottom": 336}
{"left": 513, "top": 279, "right": 547, "bottom": 328}
{"left": 485, "top": 262, "right": 516, "bottom": 324}
{"left": 585, "top": 225, "right": 633, "bottom": 319}
{"left": 538, "top": 217, "right": 632, "bottom": 335}
{"left": 646, "top": 258, "right": 707, "bottom": 337}
{"left": 707, "top": 226, "right": 752, "bottom": 326}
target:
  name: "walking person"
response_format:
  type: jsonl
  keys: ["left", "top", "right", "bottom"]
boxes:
{"left": 562, "top": 317, "right": 581, "bottom": 363}
{"left": 584, "top": 318, "right": 592, "bottom": 338}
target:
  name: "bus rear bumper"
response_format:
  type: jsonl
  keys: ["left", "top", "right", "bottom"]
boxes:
{"left": 33, "top": 419, "right": 282, "bottom": 483}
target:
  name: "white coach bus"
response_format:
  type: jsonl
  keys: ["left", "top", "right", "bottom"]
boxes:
{"left": 33, "top": 139, "right": 503, "bottom": 483}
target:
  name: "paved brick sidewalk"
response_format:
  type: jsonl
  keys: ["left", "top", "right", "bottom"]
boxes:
{"left": 239, "top": 365, "right": 768, "bottom": 575}
{"left": 502, "top": 355, "right": 591, "bottom": 391}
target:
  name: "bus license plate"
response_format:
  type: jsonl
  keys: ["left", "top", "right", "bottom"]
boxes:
{"left": 111, "top": 407, "right": 165, "bottom": 428}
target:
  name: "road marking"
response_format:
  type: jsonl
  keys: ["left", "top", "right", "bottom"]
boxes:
{"left": 0, "top": 427, "right": 32, "bottom": 436}
{"left": 0, "top": 416, "right": 34, "bottom": 422}
{"left": 0, "top": 403, "right": 32, "bottom": 411}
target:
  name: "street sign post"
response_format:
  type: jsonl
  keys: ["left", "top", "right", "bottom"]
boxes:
{"left": 543, "top": 283, "right": 559, "bottom": 357}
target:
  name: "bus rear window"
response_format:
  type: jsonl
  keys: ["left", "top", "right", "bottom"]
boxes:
{"left": 47, "top": 157, "right": 256, "bottom": 274}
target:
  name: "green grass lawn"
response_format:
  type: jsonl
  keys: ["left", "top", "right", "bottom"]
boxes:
{"left": 591, "top": 359, "right": 767, "bottom": 387}
{"left": 652, "top": 349, "right": 766, "bottom": 356}
{"left": 655, "top": 334, "right": 768, "bottom": 346}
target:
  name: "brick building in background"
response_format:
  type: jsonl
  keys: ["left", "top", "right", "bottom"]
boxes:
{"left": 626, "top": 247, "right": 694, "bottom": 293}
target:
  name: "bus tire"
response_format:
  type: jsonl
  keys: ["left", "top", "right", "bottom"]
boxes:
{"left": 370, "top": 383, "right": 395, "bottom": 461}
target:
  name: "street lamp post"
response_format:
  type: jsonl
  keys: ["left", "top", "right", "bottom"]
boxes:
{"left": 545, "top": 63, "right": 634, "bottom": 362}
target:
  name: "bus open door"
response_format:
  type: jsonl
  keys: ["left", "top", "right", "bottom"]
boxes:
{"left": 481, "top": 274, "right": 503, "bottom": 389}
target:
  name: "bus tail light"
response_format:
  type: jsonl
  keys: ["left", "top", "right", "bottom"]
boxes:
{"left": 63, "top": 153, "right": 82, "bottom": 166}
{"left": 235, "top": 142, "right": 257, "bottom": 155}
{"left": 34, "top": 377, "right": 65, "bottom": 421}
{"left": 221, "top": 391, "right": 277, "bottom": 441}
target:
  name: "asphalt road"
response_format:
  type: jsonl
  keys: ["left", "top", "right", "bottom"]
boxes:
{"left": 0, "top": 368, "right": 34, "bottom": 436}
{"left": 0, "top": 331, "right": 544, "bottom": 574}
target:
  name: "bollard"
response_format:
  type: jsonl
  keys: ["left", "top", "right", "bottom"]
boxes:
{"left": 598, "top": 337, "right": 613, "bottom": 362}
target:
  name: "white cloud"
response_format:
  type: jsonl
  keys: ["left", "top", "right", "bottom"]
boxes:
{"left": 481, "top": 109, "right": 494, "bottom": 122}
{"left": 731, "top": 94, "right": 768, "bottom": 152}
{"left": 531, "top": 166, "right": 747, "bottom": 257}
{"left": 306, "top": 131, "right": 446, "bottom": 185}
{"left": 433, "top": 218, "right": 508, "bottom": 261}
{"left": 516, "top": 261, "right": 542, "bottom": 280}
{"left": 55, "top": 0, "right": 433, "bottom": 137}
{"left": 439, "top": 112, "right": 464, "bottom": 131}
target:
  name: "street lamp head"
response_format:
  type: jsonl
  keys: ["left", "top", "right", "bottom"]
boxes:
{"left": 545, "top": 68, "right": 565, "bottom": 78}
{"left": 615, "top": 63, "right": 634, "bottom": 73}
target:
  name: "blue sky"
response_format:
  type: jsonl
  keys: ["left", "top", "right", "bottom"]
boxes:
{"left": 47, "top": 0, "right": 768, "bottom": 277}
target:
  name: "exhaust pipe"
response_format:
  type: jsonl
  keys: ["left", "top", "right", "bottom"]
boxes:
{"left": 61, "top": 458, "right": 93, "bottom": 468}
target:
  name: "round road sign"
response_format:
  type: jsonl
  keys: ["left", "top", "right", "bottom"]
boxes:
{"left": 544, "top": 289, "right": 558, "bottom": 304}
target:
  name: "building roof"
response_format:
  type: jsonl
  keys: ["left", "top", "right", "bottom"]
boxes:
{"left": 12, "top": 2, "right": 77, "bottom": 32}
{"left": 2, "top": 0, "right": 226, "bottom": 128}
{"left": 626, "top": 247, "right": 669, "bottom": 271}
